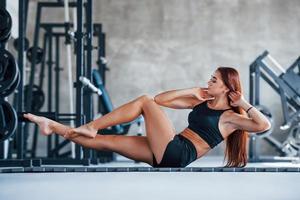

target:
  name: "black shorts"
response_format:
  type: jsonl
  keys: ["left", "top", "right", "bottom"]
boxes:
{"left": 152, "top": 134, "right": 197, "bottom": 168}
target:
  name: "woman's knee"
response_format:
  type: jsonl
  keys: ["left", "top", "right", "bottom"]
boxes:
{"left": 138, "top": 94, "right": 154, "bottom": 104}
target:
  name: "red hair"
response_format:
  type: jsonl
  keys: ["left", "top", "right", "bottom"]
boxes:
{"left": 217, "top": 67, "right": 248, "bottom": 167}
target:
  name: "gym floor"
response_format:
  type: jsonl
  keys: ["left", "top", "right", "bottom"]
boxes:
{"left": 1, "top": 156, "right": 300, "bottom": 200}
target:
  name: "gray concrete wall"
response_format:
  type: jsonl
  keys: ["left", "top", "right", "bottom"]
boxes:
{"left": 19, "top": 0, "right": 300, "bottom": 157}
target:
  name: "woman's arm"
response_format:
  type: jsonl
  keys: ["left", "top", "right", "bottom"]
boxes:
{"left": 228, "top": 91, "right": 271, "bottom": 132}
{"left": 154, "top": 87, "right": 213, "bottom": 109}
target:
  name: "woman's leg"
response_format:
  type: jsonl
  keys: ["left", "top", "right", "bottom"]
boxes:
{"left": 23, "top": 114, "right": 154, "bottom": 165}
{"left": 67, "top": 95, "right": 157, "bottom": 138}
{"left": 70, "top": 94, "right": 176, "bottom": 164}
{"left": 25, "top": 94, "right": 176, "bottom": 165}
{"left": 139, "top": 96, "right": 176, "bottom": 164}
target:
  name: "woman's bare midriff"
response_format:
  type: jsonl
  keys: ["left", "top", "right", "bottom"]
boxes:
{"left": 179, "top": 127, "right": 211, "bottom": 159}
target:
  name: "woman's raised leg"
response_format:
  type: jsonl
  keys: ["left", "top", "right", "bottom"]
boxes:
{"left": 138, "top": 96, "right": 176, "bottom": 164}
{"left": 23, "top": 114, "right": 154, "bottom": 165}
{"left": 83, "top": 94, "right": 176, "bottom": 164}
{"left": 67, "top": 95, "right": 156, "bottom": 138}
{"left": 25, "top": 94, "right": 177, "bottom": 165}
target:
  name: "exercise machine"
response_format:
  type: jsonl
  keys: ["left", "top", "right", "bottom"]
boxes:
{"left": 249, "top": 50, "right": 300, "bottom": 163}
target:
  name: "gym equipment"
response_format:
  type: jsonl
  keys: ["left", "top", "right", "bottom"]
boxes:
{"left": 0, "top": 70, "right": 20, "bottom": 97}
{"left": 64, "top": 0, "right": 76, "bottom": 158}
{"left": 0, "top": 50, "right": 19, "bottom": 95}
{"left": 0, "top": 8, "right": 12, "bottom": 42}
{"left": 23, "top": 85, "right": 45, "bottom": 111}
{"left": 0, "top": 0, "right": 118, "bottom": 167}
{"left": 26, "top": 46, "right": 44, "bottom": 64}
{"left": 0, "top": 100, "right": 17, "bottom": 143}
{"left": 0, "top": 0, "right": 31, "bottom": 167}
{"left": 0, "top": 7, "right": 20, "bottom": 165}
{"left": 250, "top": 51, "right": 300, "bottom": 129}
{"left": 281, "top": 125, "right": 300, "bottom": 156}
{"left": 79, "top": 76, "right": 102, "bottom": 96}
{"left": 249, "top": 50, "right": 300, "bottom": 162}
{"left": 23, "top": 1, "right": 84, "bottom": 163}
{"left": 13, "top": 37, "right": 30, "bottom": 51}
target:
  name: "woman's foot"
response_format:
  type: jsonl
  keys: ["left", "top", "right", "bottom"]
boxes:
{"left": 65, "top": 123, "right": 98, "bottom": 139}
{"left": 23, "top": 113, "right": 54, "bottom": 136}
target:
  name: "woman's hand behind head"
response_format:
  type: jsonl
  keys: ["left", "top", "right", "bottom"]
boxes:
{"left": 228, "top": 91, "right": 245, "bottom": 107}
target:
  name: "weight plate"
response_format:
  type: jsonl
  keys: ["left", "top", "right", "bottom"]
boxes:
{"left": 13, "top": 37, "right": 30, "bottom": 51}
{"left": 1, "top": 69, "right": 20, "bottom": 97}
{"left": 0, "top": 100, "right": 17, "bottom": 142}
{"left": 0, "top": 8, "right": 12, "bottom": 42}
{"left": 24, "top": 84, "right": 45, "bottom": 111}
{"left": 288, "top": 124, "right": 300, "bottom": 149}
{"left": 0, "top": 50, "right": 18, "bottom": 95}
{"left": 26, "top": 47, "right": 44, "bottom": 64}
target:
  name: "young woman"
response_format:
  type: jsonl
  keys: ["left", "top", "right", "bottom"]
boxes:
{"left": 24, "top": 67, "right": 271, "bottom": 168}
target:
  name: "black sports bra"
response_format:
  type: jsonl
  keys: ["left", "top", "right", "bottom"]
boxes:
{"left": 187, "top": 101, "right": 231, "bottom": 148}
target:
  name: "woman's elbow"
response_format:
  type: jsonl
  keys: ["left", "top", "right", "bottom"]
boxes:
{"left": 258, "top": 121, "right": 272, "bottom": 132}
{"left": 154, "top": 96, "right": 168, "bottom": 107}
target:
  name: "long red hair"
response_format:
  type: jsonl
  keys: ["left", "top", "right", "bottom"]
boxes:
{"left": 217, "top": 67, "right": 248, "bottom": 167}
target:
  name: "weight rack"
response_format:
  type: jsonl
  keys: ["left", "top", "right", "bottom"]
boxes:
{"left": 0, "top": 0, "right": 111, "bottom": 167}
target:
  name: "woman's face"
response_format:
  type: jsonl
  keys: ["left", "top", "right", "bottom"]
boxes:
{"left": 207, "top": 70, "right": 229, "bottom": 96}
